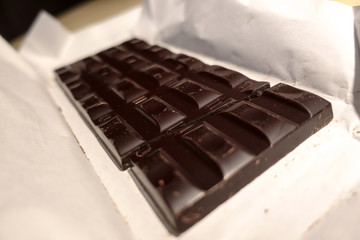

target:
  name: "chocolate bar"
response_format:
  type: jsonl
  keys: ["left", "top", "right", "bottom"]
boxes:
{"left": 55, "top": 39, "right": 333, "bottom": 235}
{"left": 56, "top": 39, "right": 269, "bottom": 169}
{"left": 130, "top": 83, "right": 332, "bottom": 233}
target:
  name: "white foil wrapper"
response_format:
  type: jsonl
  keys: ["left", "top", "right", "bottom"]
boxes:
{"left": 1, "top": 1, "right": 359, "bottom": 239}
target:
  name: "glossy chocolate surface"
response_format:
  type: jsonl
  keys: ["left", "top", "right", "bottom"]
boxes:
{"left": 55, "top": 39, "right": 333, "bottom": 235}
{"left": 56, "top": 39, "right": 269, "bottom": 169}
{"left": 130, "top": 83, "right": 332, "bottom": 233}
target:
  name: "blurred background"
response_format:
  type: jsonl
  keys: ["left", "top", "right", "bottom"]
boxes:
{"left": 0, "top": 0, "right": 141, "bottom": 46}
{"left": 1, "top": 0, "right": 358, "bottom": 48}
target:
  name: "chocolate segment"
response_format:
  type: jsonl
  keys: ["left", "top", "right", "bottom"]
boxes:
{"left": 130, "top": 83, "right": 333, "bottom": 234}
{"left": 55, "top": 38, "right": 333, "bottom": 235}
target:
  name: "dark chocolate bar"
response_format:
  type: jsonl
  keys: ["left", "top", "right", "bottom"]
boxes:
{"left": 56, "top": 39, "right": 269, "bottom": 169}
{"left": 55, "top": 39, "right": 333, "bottom": 235}
{"left": 130, "top": 83, "right": 332, "bottom": 234}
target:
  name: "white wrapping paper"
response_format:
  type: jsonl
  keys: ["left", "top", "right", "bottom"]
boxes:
{"left": 0, "top": 37, "right": 133, "bottom": 240}
{"left": 2, "top": 1, "right": 358, "bottom": 239}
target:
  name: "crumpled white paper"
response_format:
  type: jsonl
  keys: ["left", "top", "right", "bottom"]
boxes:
{"left": 0, "top": 37, "right": 133, "bottom": 240}
{"left": 9, "top": 1, "right": 360, "bottom": 239}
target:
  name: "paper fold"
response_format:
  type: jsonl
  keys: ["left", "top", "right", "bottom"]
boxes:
{"left": 0, "top": 37, "right": 134, "bottom": 240}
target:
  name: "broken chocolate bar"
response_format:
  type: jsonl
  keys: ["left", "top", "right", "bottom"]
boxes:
{"left": 55, "top": 39, "right": 269, "bottom": 170}
{"left": 130, "top": 83, "right": 332, "bottom": 233}
{"left": 55, "top": 38, "right": 333, "bottom": 235}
